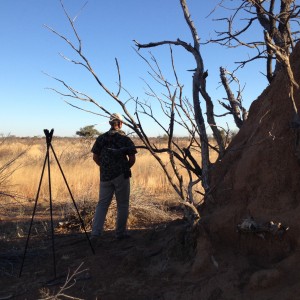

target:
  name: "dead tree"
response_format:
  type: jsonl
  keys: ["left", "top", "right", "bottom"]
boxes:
{"left": 46, "top": 1, "right": 274, "bottom": 213}
{"left": 209, "top": 0, "right": 300, "bottom": 83}
{"left": 45, "top": 1, "right": 219, "bottom": 210}
{"left": 134, "top": 0, "right": 227, "bottom": 194}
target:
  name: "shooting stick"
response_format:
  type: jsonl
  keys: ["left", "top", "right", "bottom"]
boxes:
{"left": 19, "top": 129, "right": 94, "bottom": 279}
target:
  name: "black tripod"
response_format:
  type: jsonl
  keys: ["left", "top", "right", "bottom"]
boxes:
{"left": 19, "top": 129, "right": 95, "bottom": 278}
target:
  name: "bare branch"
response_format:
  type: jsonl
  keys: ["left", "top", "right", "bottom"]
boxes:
{"left": 114, "top": 58, "right": 122, "bottom": 97}
{"left": 219, "top": 67, "right": 248, "bottom": 128}
{"left": 208, "top": 0, "right": 299, "bottom": 82}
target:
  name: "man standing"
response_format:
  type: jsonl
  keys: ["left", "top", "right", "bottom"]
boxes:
{"left": 91, "top": 113, "right": 137, "bottom": 241}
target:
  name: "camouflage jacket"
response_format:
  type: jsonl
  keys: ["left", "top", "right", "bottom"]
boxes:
{"left": 91, "top": 129, "right": 137, "bottom": 181}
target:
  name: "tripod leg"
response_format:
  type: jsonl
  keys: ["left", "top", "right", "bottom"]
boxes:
{"left": 19, "top": 152, "right": 48, "bottom": 277}
{"left": 47, "top": 144, "right": 57, "bottom": 278}
{"left": 50, "top": 144, "right": 95, "bottom": 254}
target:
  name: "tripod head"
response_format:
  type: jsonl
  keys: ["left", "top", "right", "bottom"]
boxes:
{"left": 44, "top": 129, "right": 54, "bottom": 146}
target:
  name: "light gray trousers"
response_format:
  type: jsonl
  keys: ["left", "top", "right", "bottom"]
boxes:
{"left": 91, "top": 174, "right": 130, "bottom": 237}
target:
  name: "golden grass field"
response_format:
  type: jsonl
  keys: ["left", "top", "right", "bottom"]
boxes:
{"left": 1, "top": 137, "right": 178, "bottom": 201}
{"left": 0, "top": 136, "right": 218, "bottom": 235}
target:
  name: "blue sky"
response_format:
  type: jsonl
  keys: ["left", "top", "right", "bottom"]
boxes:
{"left": 1, "top": 0, "right": 269, "bottom": 137}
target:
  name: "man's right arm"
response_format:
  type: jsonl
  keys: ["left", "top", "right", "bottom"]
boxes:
{"left": 93, "top": 153, "right": 101, "bottom": 166}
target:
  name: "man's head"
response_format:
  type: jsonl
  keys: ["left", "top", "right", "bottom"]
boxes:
{"left": 109, "top": 113, "right": 123, "bottom": 129}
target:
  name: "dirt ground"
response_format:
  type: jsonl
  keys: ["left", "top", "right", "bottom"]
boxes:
{"left": 1, "top": 207, "right": 299, "bottom": 300}
{"left": 1, "top": 212, "right": 198, "bottom": 300}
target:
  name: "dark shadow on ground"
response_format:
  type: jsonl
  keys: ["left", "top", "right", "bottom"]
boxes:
{"left": 1, "top": 217, "right": 200, "bottom": 300}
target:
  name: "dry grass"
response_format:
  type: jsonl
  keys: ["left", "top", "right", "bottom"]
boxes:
{"left": 0, "top": 137, "right": 196, "bottom": 203}
{"left": 0, "top": 136, "right": 218, "bottom": 236}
